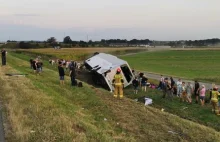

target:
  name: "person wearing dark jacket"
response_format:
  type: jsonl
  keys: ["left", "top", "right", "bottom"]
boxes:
{"left": 58, "top": 64, "right": 65, "bottom": 85}
{"left": 162, "top": 78, "right": 169, "bottom": 98}
{"left": 132, "top": 77, "right": 139, "bottom": 94}
{"left": 194, "top": 80, "right": 200, "bottom": 103}
{"left": 138, "top": 72, "right": 144, "bottom": 86}
{"left": 36, "top": 61, "right": 42, "bottom": 74}
{"left": 32, "top": 60, "right": 37, "bottom": 73}
{"left": 69, "top": 62, "right": 77, "bottom": 86}
{"left": 170, "top": 77, "right": 175, "bottom": 87}
{"left": 141, "top": 75, "right": 148, "bottom": 92}
{"left": 1, "top": 48, "right": 7, "bottom": 66}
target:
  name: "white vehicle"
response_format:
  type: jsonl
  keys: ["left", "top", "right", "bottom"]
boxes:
{"left": 84, "top": 52, "right": 135, "bottom": 92}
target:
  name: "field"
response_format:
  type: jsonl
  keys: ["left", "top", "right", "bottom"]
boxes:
{"left": 1, "top": 49, "right": 220, "bottom": 141}
{"left": 18, "top": 47, "right": 148, "bottom": 60}
{"left": 121, "top": 49, "right": 220, "bottom": 83}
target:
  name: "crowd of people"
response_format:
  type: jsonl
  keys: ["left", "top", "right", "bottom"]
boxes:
{"left": 3, "top": 52, "right": 218, "bottom": 116}
{"left": 29, "top": 57, "right": 81, "bottom": 87}
{"left": 160, "top": 77, "right": 203, "bottom": 104}
{"left": 132, "top": 72, "right": 149, "bottom": 94}
{"left": 56, "top": 59, "right": 78, "bottom": 86}
{"left": 132, "top": 72, "right": 220, "bottom": 115}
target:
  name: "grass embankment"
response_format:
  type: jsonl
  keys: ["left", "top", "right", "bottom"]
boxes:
{"left": 18, "top": 47, "right": 148, "bottom": 60}
{"left": 1, "top": 52, "right": 220, "bottom": 141}
{"left": 121, "top": 50, "right": 220, "bottom": 83}
{"left": 124, "top": 84, "right": 220, "bottom": 132}
{"left": 1, "top": 54, "right": 130, "bottom": 141}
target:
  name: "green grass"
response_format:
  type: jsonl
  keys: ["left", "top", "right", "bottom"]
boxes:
{"left": 1, "top": 51, "right": 220, "bottom": 141}
{"left": 5, "top": 53, "right": 122, "bottom": 141}
{"left": 121, "top": 50, "right": 220, "bottom": 83}
{"left": 124, "top": 85, "right": 220, "bottom": 132}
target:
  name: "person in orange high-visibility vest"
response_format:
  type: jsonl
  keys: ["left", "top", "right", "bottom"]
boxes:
{"left": 112, "top": 68, "right": 124, "bottom": 99}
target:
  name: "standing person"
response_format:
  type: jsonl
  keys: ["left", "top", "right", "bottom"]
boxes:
{"left": 167, "top": 80, "right": 173, "bottom": 100}
{"left": 170, "top": 77, "right": 175, "bottom": 88}
{"left": 211, "top": 86, "right": 220, "bottom": 115}
{"left": 141, "top": 75, "right": 148, "bottom": 92}
{"left": 181, "top": 82, "right": 187, "bottom": 102}
{"left": 162, "top": 78, "right": 168, "bottom": 98}
{"left": 58, "top": 63, "right": 65, "bottom": 85}
{"left": 69, "top": 61, "right": 76, "bottom": 86}
{"left": 158, "top": 75, "right": 164, "bottom": 89}
{"left": 1, "top": 48, "right": 7, "bottom": 66}
{"left": 186, "top": 82, "right": 193, "bottom": 104}
{"left": 36, "top": 61, "right": 42, "bottom": 74}
{"left": 138, "top": 72, "right": 144, "bottom": 87}
{"left": 176, "top": 79, "right": 182, "bottom": 97}
{"left": 132, "top": 77, "right": 139, "bottom": 94}
{"left": 132, "top": 68, "right": 135, "bottom": 75}
{"left": 69, "top": 60, "right": 77, "bottom": 70}
{"left": 112, "top": 68, "right": 124, "bottom": 99}
{"left": 32, "top": 59, "right": 37, "bottom": 73}
{"left": 173, "top": 86, "right": 177, "bottom": 96}
{"left": 199, "top": 85, "right": 206, "bottom": 106}
{"left": 194, "top": 80, "right": 200, "bottom": 103}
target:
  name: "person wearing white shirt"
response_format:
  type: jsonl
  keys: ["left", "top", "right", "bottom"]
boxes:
{"left": 176, "top": 79, "right": 182, "bottom": 97}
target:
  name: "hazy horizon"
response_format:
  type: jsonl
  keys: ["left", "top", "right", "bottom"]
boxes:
{"left": 0, "top": 0, "right": 220, "bottom": 41}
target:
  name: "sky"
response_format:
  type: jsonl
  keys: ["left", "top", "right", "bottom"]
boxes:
{"left": 0, "top": 0, "right": 220, "bottom": 41}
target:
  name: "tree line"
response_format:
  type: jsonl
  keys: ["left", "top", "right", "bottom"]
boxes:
{"left": 63, "top": 36, "right": 152, "bottom": 47}
{"left": 5, "top": 37, "right": 220, "bottom": 49}
{"left": 167, "top": 38, "right": 220, "bottom": 47}
{"left": 62, "top": 36, "right": 220, "bottom": 47}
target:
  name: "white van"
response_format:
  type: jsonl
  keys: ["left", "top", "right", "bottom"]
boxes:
{"left": 84, "top": 53, "right": 135, "bottom": 92}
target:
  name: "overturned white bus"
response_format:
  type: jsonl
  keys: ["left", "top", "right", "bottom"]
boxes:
{"left": 84, "top": 52, "right": 135, "bottom": 92}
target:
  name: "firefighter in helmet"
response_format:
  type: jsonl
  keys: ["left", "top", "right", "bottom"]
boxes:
{"left": 211, "top": 86, "right": 220, "bottom": 115}
{"left": 112, "top": 68, "right": 124, "bottom": 98}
